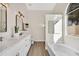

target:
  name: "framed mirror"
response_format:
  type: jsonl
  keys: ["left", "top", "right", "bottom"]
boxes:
{"left": 0, "top": 3, "right": 7, "bottom": 32}
{"left": 15, "top": 11, "right": 24, "bottom": 33}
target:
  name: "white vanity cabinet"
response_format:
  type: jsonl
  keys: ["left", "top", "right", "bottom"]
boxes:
{"left": 18, "top": 38, "right": 31, "bottom": 56}
{"left": 0, "top": 35, "right": 32, "bottom": 56}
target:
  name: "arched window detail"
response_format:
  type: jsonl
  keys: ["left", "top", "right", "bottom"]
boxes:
{"left": 67, "top": 3, "right": 79, "bottom": 35}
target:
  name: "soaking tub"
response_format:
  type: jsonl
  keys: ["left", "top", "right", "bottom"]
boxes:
{"left": 47, "top": 42, "right": 79, "bottom": 56}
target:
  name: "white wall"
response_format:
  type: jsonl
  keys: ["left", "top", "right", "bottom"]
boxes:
{"left": 26, "top": 3, "right": 68, "bottom": 42}
{"left": 52, "top": 3, "right": 68, "bottom": 14}
{"left": 27, "top": 10, "right": 53, "bottom": 41}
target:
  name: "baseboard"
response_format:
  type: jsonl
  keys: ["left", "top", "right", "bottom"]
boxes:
{"left": 34, "top": 40, "right": 45, "bottom": 42}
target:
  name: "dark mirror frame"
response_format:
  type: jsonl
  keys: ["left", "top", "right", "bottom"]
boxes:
{"left": 15, "top": 11, "right": 24, "bottom": 32}
{"left": 0, "top": 3, "right": 7, "bottom": 32}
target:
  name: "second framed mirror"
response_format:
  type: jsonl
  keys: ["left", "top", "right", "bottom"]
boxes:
{"left": 15, "top": 11, "right": 24, "bottom": 33}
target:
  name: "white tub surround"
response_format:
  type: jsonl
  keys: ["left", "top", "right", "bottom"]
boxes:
{"left": 64, "top": 35, "right": 79, "bottom": 51}
{"left": 45, "top": 30, "right": 79, "bottom": 56}
{"left": 47, "top": 42, "right": 79, "bottom": 56}
{"left": 0, "top": 31, "right": 32, "bottom": 56}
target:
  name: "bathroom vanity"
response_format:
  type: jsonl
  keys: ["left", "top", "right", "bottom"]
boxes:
{"left": 0, "top": 31, "right": 32, "bottom": 56}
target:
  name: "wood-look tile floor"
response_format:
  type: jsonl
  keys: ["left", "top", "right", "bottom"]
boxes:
{"left": 27, "top": 42, "right": 49, "bottom": 56}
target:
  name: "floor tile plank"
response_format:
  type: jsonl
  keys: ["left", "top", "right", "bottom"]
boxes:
{"left": 27, "top": 42, "right": 49, "bottom": 56}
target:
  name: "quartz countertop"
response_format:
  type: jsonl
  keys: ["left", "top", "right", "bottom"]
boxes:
{"left": 0, "top": 31, "right": 31, "bottom": 54}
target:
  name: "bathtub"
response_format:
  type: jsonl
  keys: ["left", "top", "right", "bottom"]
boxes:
{"left": 47, "top": 42, "right": 79, "bottom": 56}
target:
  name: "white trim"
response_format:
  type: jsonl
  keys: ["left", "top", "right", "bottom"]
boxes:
{"left": 65, "top": 3, "right": 70, "bottom": 14}
{"left": 34, "top": 40, "right": 45, "bottom": 42}
{"left": 64, "top": 3, "right": 70, "bottom": 36}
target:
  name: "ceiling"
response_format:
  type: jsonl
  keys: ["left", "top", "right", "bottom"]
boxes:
{"left": 26, "top": 3, "right": 56, "bottom": 10}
